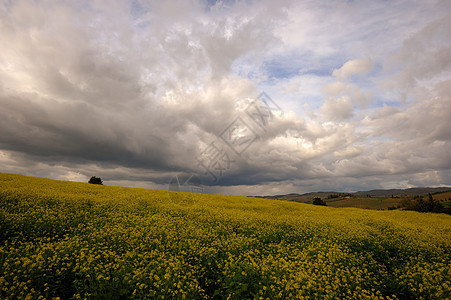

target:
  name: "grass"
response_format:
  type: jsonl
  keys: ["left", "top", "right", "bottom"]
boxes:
{"left": 1, "top": 173, "right": 450, "bottom": 299}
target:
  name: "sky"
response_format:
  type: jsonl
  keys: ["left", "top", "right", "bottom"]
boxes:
{"left": 1, "top": 0, "right": 450, "bottom": 196}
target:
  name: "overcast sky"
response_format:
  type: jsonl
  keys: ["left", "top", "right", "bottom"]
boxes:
{"left": 1, "top": 0, "right": 450, "bottom": 196}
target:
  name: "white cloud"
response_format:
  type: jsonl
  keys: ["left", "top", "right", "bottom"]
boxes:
{"left": 0, "top": 0, "right": 450, "bottom": 195}
{"left": 332, "top": 58, "right": 373, "bottom": 81}
{"left": 323, "top": 81, "right": 372, "bottom": 107}
{"left": 334, "top": 147, "right": 362, "bottom": 159}
{"left": 319, "top": 96, "right": 354, "bottom": 121}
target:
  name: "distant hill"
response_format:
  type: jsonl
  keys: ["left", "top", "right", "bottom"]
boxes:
{"left": 255, "top": 192, "right": 344, "bottom": 203}
{"left": 354, "top": 187, "right": 451, "bottom": 197}
{"left": 254, "top": 187, "right": 451, "bottom": 203}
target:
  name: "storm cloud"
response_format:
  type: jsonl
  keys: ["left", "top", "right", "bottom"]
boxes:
{"left": 1, "top": 0, "right": 450, "bottom": 195}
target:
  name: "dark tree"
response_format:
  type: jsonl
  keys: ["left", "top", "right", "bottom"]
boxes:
{"left": 401, "top": 194, "right": 448, "bottom": 214}
{"left": 88, "top": 176, "right": 103, "bottom": 185}
{"left": 313, "top": 197, "right": 327, "bottom": 206}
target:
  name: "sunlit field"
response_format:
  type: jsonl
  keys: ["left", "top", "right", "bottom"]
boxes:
{"left": 1, "top": 173, "right": 450, "bottom": 299}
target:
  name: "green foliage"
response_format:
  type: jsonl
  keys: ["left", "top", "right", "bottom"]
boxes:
{"left": 312, "top": 197, "right": 327, "bottom": 206}
{"left": 387, "top": 205, "right": 401, "bottom": 211}
{"left": 327, "top": 193, "right": 353, "bottom": 200}
{"left": 88, "top": 176, "right": 103, "bottom": 185}
{"left": 0, "top": 173, "right": 450, "bottom": 299}
{"left": 401, "top": 194, "right": 450, "bottom": 214}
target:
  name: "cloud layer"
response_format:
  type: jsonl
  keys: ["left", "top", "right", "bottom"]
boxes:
{"left": 1, "top": 0, "right": 450, "bottom": 195}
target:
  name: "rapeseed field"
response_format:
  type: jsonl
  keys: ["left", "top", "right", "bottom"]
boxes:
{"left": 0, "top": 173, "right": 450, "bottom": 299}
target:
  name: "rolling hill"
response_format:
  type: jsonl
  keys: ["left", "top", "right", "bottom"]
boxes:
{"left": 255, "top": 187, "right": 451, "bottom": 210}
{"left": 1, "top": 173, "right": 450, "bottom": 299}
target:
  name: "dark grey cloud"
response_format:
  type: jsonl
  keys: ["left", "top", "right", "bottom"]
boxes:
{"left": 1, "top": 0, "right": 450, "bottom": 195}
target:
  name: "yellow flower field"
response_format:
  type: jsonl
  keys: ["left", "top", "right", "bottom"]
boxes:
{"left": 0, "top": 173, "right": 450, "bottom": 299}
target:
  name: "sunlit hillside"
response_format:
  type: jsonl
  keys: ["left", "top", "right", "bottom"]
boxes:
{"left": 1, "top": 173, "right": 450, "bottom": 299}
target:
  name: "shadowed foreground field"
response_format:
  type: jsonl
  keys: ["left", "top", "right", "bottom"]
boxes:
{"left": 1, "top": 173, "right": 450, "bottom": 299}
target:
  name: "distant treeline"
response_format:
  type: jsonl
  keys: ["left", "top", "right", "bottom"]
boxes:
{"left": 327, "top": 193, "right": 353, "bottom": 199}
{"left": 396, "top": 193, "right": 451, "bottom": 214}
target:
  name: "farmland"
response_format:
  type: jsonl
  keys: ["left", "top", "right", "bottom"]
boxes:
{"left": 258, "top": 190, "right": 451, "bottom": 211}
{"left": 325, "top": 196, "right": 401, "bottom": 210}
{"left": 1, "top": 173, "right": 450, "bottom": 299}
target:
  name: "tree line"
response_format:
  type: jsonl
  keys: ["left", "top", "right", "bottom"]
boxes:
{"left": 400, "top": 193, "right": 450, "bottom": 214}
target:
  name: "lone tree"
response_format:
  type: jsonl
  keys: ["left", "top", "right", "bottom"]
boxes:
{"left": 312, "top": 197, "right": 327, "bottom": 206}
{"left": 88, "top": 176, "right": 103, "bottom": 185}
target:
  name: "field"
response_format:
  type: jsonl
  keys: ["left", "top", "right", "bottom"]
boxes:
{"left": 324, "top": 197, "right": 401, "bottom": 210}
{"left": 1, "top": 173, "right": 450, "bottom": 299}
{"left": 261, "top": 190, "right": 451, "bottom": 211}
{"left": 324, "top": 192, "right": 451, "bottom": 210}
{"left": 433, "top": 191, "right": 451, "bottom": 208}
